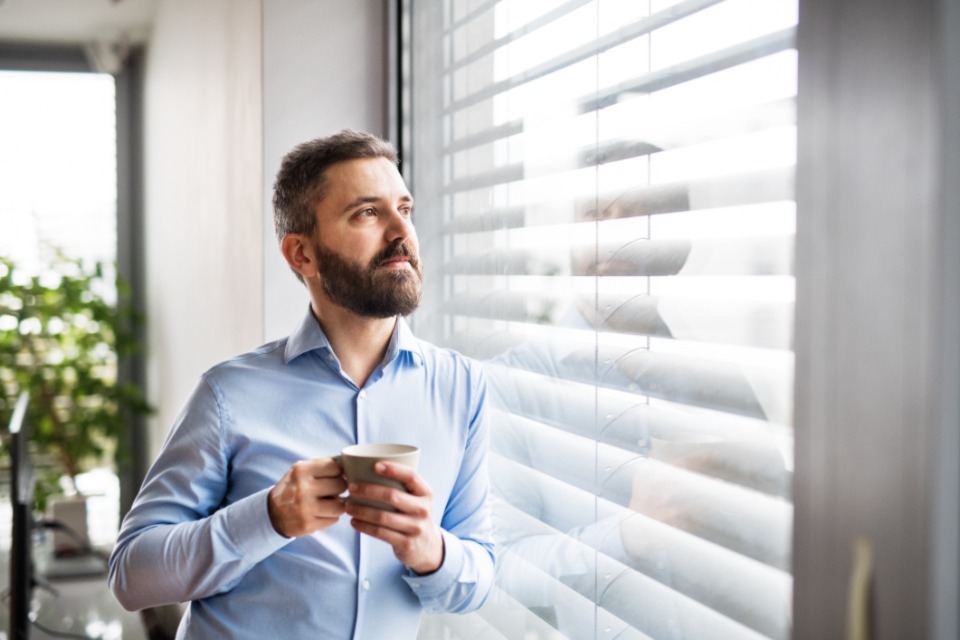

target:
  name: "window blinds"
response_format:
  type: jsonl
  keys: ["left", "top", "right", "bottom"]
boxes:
{"left": 404, "top": 1, "right": 797, "bottom": 638}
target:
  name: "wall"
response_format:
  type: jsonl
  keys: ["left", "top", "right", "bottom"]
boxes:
{"left": 141, "top": 0, "right": 387, "bottom": 459}
{"left": 261, "top": 0, "right": 387, "bottom": 341}
{"left": 793, "top": 0, "right": 959, "bottom": 636}
{"left": 142, "top": 0, "right": 263, "bottom": 457}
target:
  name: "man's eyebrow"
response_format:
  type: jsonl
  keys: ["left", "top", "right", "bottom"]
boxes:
{"left": 340, "top": 194, "right": 414, "bottom": 214}
{"left": 340, "top": 196, "right": 379, "bottom": 214}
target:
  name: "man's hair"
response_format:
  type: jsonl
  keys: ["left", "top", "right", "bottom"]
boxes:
{"left": 272, "top": 129, "right": 399, "bottom": 244}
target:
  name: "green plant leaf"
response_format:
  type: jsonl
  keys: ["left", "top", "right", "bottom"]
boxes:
{"left": 0, "top": 253, "right": 152, "bottom": 508}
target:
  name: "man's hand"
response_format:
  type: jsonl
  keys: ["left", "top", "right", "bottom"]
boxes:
{"left": 345, "top": 462, "right": 444, "bottom": 575}
{"left": 268, "top": 457, "right": 347, "bottom": 538}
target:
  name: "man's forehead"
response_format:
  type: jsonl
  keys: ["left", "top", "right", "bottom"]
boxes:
{"left": 324, "top": 157, "right": 409, "bottom": 197}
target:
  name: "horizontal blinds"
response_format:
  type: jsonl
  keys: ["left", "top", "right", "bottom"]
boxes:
{"left": 441, "top": 166, "right": 794, "bottom": 232}
{"left": 445, "top": 235, "right": 795, "bottom": 276}
{"left": 484, "top": 367, "right": 792, "bottom": 496}
{"left": 490, "top": 472, "right": 787, "bottom": 639}
{"left": 407, "top": 1, "right": 796, "bottom": 639}
{"left": 444, "top": 292, "right": 794, "bottom": 350}
{"left": 490, "top": 411, "right": 791, "bottom": 567}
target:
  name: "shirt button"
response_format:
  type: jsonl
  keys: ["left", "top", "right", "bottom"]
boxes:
{"left": 359, "top": 391, "right": 367, "bottom": 399}
{"left": 362, "top": 579, "right": 370, "bottom": 590}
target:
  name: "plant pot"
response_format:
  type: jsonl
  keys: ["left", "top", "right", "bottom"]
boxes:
{"left": 49, "top": 495, "right": 91, "bottom": 557}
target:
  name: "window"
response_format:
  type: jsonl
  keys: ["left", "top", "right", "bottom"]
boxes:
{"left": 0, "top": 70, "right": 117, "bottom": 275}
{"left": 402, "top": 1, "right": 797, "bottom": 638}
{"left": 0, "top": 68, "right": 121, "bottom": 546}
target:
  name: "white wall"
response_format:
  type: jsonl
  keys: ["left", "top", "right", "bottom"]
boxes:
{"left": 143, "top": 0, "right": 264, "bottom": 457}
{"left": 141, "top": 0, "right": 386, "bottom": 459}
{"left": 262, "top": 0, "right": 387, "bottom": 341}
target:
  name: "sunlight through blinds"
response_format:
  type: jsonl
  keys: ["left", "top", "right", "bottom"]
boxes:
{"left": 404, "top": 1, "right": 797, "bottom": 638}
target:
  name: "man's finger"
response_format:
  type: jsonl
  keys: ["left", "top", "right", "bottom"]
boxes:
{"left": 350, "top": 517, "right": 407, "bottom": 546}
{"left": 374, "top": 461, "right": 430, "bottom": 497}
{"left": 313, "top": 476, "right": 348, "bottom": 498}
{"left": 310, "top": 456, "right": 344, "bottom": 478}
{"left": 346, "top": 482, "right": 421, "bottom": 517}
{"left": 314, "top": 497, "right": 347, "bottom": 520}
{"left": 345, "top": 494, "right": 424, "bottom": 526}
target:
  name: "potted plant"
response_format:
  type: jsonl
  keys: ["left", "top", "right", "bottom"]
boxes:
{"left": 0, "top": 252, "right": 150, "bottom": 549}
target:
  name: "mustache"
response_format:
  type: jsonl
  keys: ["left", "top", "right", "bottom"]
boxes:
{"left": 373, "top": 240, "right": 420, "bottom": 269}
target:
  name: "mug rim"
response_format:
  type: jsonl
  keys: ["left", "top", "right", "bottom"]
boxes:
{"left": 341, "top": 443, "right": 419, "bottom": 458}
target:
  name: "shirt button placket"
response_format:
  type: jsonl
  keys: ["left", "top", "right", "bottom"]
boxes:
{"left": 353, "top": 389, "right": 371, "bottom": 640}
{"left": 354, "top": 537, "right": 372, "bottom": 639}
{"left": 355, "top": 389, "right": 366, "bottom": 442}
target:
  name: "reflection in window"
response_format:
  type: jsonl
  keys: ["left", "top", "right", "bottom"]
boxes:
{"left": 406, "top": 1, "right": 797, "bottom": 638}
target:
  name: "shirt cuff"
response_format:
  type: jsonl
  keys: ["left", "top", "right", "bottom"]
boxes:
{"left": 401, "top": 529, "right": 464, "bottom": 596}
{"left": 219, "top": 487, "right": 292, "bottom": 563}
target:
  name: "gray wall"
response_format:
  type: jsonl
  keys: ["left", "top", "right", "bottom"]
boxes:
{"left": 262, "top": 0, "right": 387, "bottom": 341}
{"left": 793, "top": 0, "right": 959, "bottom": 637}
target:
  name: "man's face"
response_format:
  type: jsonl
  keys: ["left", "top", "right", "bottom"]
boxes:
{"left": 310, "top": 157, "right": 423, "bottom": 318}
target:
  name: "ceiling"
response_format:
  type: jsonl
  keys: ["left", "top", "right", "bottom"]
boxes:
{"left": 0, "top": 0, "right": 157, "bottom": 46}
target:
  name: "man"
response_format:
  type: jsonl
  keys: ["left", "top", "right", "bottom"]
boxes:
{"left": 108, "top": 130, "right": 495, "bottom": 639}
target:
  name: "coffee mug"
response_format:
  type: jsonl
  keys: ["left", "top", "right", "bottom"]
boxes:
{"left": 335, "top": 443, "right": 420, "bottom": 510}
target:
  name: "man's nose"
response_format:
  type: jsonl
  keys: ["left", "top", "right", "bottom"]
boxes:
{"left": 385, "top": 208, "right": 413, "bottom": 242}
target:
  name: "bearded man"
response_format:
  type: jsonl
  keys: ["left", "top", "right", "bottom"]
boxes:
{"left": 109, "top": 130, "right": 495, "bottom": 640}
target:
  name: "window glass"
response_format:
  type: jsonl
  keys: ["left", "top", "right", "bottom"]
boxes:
{"left": 0, "top": 71, "right": 117, "bottom": 275}
{"left": 0, "top": 70, "right": 120, "bottom": 545}
{"left": 406, "top": 1, "right": 797, "bottom": 637}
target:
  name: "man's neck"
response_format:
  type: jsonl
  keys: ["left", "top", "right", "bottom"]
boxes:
{"left": 310, "top": 300, "right": 397, "bottom": 388}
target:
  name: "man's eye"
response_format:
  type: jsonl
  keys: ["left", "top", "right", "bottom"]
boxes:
{"left": 359, "top": 208, "right": 377, "bottom": 217}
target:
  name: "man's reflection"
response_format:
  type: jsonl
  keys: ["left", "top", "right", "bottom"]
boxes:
{"left": 473, "top": 140, "right": 790, "bottom": 638}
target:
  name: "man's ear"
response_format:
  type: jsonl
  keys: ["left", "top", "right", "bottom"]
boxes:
{"left": 280, "top": 234, "right": 320, "bottom": 279}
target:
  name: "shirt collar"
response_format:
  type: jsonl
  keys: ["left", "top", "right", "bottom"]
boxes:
{"left": 284, "top": 305, "right": 423, "bottom": 366}
{"left": 386, "top": 314, "right": 424, "bottom": 367}
{"left": 284, "top": 306, "right": 332, "bottom": 364}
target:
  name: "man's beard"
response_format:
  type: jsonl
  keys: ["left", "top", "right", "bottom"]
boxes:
{"left": 313, "top": 238, "right": 423, "bottom": 318}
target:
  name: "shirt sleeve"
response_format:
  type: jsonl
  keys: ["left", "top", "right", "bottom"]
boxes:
{"left": 402, "top": 362, "right": 496, "bottom": 613}
{"left": 108, "top": 376, "right": 291, "bottom": 611}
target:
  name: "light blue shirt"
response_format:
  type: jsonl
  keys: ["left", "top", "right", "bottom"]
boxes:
{"left": 108, "top": 309, "right": 495, "bottom": 639}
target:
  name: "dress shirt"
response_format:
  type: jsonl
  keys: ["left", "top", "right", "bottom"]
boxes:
{"left": 108, "top": 308, "right": 495, "bottom": 639}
